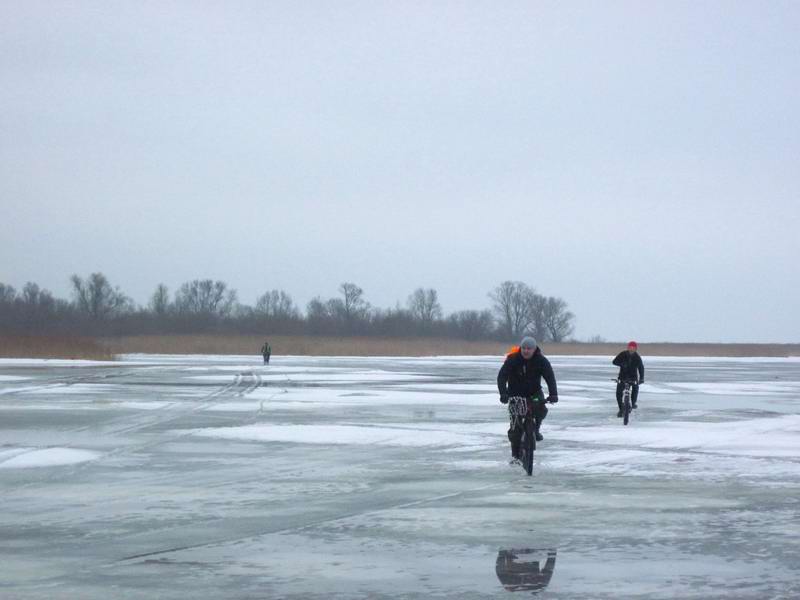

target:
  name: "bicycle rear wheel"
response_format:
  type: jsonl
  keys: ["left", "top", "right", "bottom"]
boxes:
{"left": 623, "top": 393, "right": 631, "bottom": 426}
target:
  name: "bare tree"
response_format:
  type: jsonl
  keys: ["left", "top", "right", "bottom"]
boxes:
{"left": 1, "top": 272, "right": 579, "bottom": 342}
{"left": 0, "top": 283, "right": 18, "bottom": 304}
{"left": 527, "top": 292, "right": 548, "bottom": 342}
{"left": 489, "top": 281, "right": 537, "bottom": 339}
{"left": 21, "top": 282, "right": 55, "bottom": 311}
{"left": 17, "top": 282, "right": 56, "bottom": 330}
{"left": 21, "top": 282, "right": 41, "bottom": 306}
{"left": 306, "top": 296, "right": 337, "bottom": 334}
{"left": 370, "top": 305, "right": 415, "bottom": 337}
{"left": 255, "top": 289, "right": 299, "bottom": 320}
{"left": 447, "top": 309, "right": 494, "bottom": 340}
{"left": 326, "top": 298, "right": 347, "bottom": 324}
{"left": 0, "top": 281, "right": 68, "bottom": 334}
{"left": 70, "top": 272, "right": 132, "bottom": 320}
{"left": 306, "top": 296, "right": 329, "bottom": 320}
{"left": 174, "top": 279, "right": 237, "bottom": 316}
{"left": 339, "top": 282, "right": 369, "bottom": 329}
{"left": 541, "top": 296, "right": 575, "bottom": 342}
{"left": 0, "top": 283, "right": 17, "bottom": 330}
{"left": 149, "top": 284, "right": 171, "bottom": 316}
{"left": 407, "top": 288, "right": 443, "bottom": 327}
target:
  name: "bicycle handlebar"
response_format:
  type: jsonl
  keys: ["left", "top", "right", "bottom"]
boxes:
{"left": 506, "top": 395, "right": 556, "bottom": 404}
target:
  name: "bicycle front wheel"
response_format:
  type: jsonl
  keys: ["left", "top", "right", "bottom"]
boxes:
{"left": 523, "top": 419, "right": 535, "bottom": 475}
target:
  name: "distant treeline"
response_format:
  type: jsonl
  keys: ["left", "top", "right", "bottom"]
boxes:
{"left": 0, "top": 274, "right": 576, "bottom": 342}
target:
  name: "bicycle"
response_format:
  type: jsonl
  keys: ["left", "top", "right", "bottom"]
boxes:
{"left": 614, "top": 379, "right": 637, "bottom": 426}
{"left": 507, "top": 394, "right": 551, "bottom": 476}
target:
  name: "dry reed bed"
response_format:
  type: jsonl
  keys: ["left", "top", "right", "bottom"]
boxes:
{"left": 0, "top": 335, "right": 115, "bottom": 360}
{"left": 1, "top": 334, "right": 797, "bottom": 360}
{"left": 103, "top": 335, "right": 800, "bottom": 358}
{"left": 101, "top": 335, "right": 504, "bottom": 356}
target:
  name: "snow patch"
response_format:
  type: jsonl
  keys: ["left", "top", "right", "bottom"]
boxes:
{"left": 0, "top": 447, "right": 101, "bottom": 469}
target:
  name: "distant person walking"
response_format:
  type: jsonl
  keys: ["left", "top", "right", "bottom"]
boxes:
{"left": 261, "top": 341, "right": 271, "bottom": 365}
{"left": 613, "top": 341, "right": 644, "bottom": 416}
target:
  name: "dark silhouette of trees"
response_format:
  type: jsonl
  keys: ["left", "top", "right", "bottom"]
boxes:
{"left": 541, "top": 296, "right": 575, "bottom": 342}
{"left": 239, "top": 289, "right": 302, "bottom": 334}
{"left": 489, "top": 281, "right": 575, "bottom": 343}
{"left": 1, "top": 281, "right": 74, "bottom": 334}
{"left": 339, "top": 282, "right": 370, "bottom": 332}
{"left": 149, "top": 284, "right": 171, "bottom": 316}
{"left": 19, "top": 283, "right": 61, "bottom": 331}
{"left": 70, "top": 273, "right": 133, "bottom": 321}
{"left": 370, "top": 305, "right": 416, "bottom": 337}
{"left": 255, "top": 290, "right": 298, "bottom": 320}
{"left": 174, "top": 279, "right": 236, "bottom": 317}
{"left": 305, "top": 283, "right": 371, "bottom": 335}
{"left": 447, "top": 309, "right": 494, "bottom": 340}
{"left": 1, "top": 274, "right": 577, "bottom": 342}
{"left": 0, "top": 283, "right": 18, "bottom": 304}
{"left": 489, "top": 281, "right": 537, "bottom": 339}
{"left": 407, "top": 288, "right": 442, "bottom": 332}
{"left": 306, "top": 296, "right": 336, "bottom": 335}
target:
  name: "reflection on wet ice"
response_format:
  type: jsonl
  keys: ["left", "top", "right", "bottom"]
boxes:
{"left": 496, "top": 548, "right": 557, "bottom": 594}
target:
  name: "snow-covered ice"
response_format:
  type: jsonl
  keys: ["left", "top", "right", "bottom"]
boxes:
{"left": 0, "top": 446, "right": 101, "bottom": 469}
{"left": 1, "top": 354, "right": 799, "bottom": 599}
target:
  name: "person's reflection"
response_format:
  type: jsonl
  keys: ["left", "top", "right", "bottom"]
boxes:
{"left": 496, "top": 548, "right": 557, "bottom": 594}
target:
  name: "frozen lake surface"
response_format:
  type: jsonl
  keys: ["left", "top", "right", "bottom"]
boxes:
{"left": 1, "top": 354, "right": 799, "bottom": 599}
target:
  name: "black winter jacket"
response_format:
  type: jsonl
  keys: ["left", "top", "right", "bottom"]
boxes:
{"left": 613, "top": 351, "right": 644, "bottom": 382}
{"left": 497, "top": 349, "right": 558, "bottom": 398}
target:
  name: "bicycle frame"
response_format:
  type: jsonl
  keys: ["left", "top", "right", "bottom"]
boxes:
{"left": 615, "top": 379, "right": 636, "bottom": 425}
{"left": 507, "top": 395, "right": 539, "bottom": 475}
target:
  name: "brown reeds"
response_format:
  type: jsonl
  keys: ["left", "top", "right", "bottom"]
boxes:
{"left": 0, "top": 335, "right": 116, "bottom": 360}
{"left": 544, "top": 342, "right": 800, "bottom": 358}
{"left": 2, "top": 333, "right": 795, "bottom": 359}
{"left": 100, "top": 335, "right": 800, "bottom": 357}
{"left": 101, "top": 335, "right": 506, "bottom": 356}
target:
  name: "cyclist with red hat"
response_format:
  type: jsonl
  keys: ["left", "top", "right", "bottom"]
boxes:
{"left": 612, "top": 341, "right": 644, "bottom": 416}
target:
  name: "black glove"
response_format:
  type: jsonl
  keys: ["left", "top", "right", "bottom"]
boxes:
{"left": 639, "top": 380, "right": 644, "bottom": 385}
{"left": 500, "top": 394, "right": 509, "bottom": 404}
{"left": 546, "top": 395, "right": 558, "bottom": 403}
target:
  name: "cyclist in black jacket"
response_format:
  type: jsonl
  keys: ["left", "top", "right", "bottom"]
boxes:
{"left": 497, "top": 336, "right": 559, "bottom": 460}
{"left": 613, "top": 341, "right": 644, "bottom": 416}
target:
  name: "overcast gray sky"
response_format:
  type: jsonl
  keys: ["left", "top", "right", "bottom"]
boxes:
{"left": 2, "top": 1, "right": 798, "bottom": 343}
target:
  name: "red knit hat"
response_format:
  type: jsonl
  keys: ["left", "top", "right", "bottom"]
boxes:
{"left": 627, "top": 341, "right": 638, "bottom": 349}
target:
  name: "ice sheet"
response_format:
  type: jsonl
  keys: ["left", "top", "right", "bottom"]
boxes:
{"left": 190, "top": 422, "right": 495, "bottom": 447}
{"left": 1, "top": 353, "right": 798, "bottom": 599}
{"left": 550, "top": 414, "right": 800, "bottom": 457}
{"left": 0, "top": 447, "right": 100, "bottom": 469}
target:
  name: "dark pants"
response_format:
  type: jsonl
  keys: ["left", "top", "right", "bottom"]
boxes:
{"left": 263, "top": 354, "right": 270, "bottom": 364}
{"left": 508, "top": 403, "right": 548, "bottom": 457}
{"left": 616, "top": 382, "right": 639, "bottom": 408}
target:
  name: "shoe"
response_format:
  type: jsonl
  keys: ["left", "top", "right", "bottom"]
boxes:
{"left": 617, "top": 410, "right": 623, "bottom": 418}
{"left": 535, "top": 431, "right": 544, "bottom": 442}
{"left": 509, "top": 457, "right": 521, "bottom": 466}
